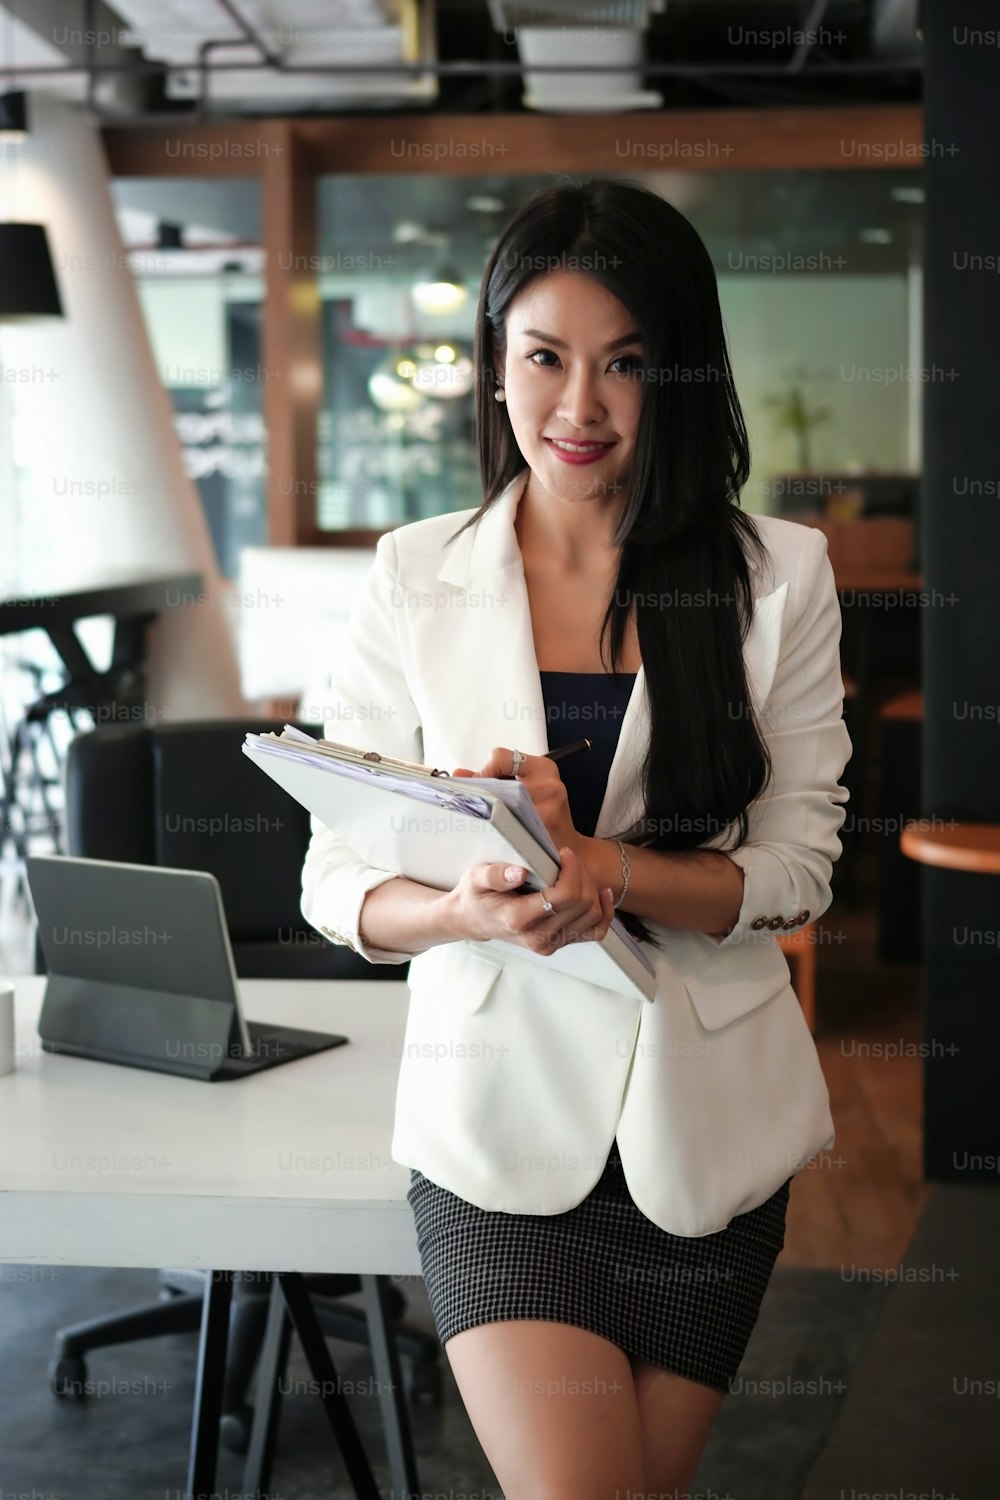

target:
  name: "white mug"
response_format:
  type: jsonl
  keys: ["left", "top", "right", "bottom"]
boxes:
{"left": 0, "top": 982, "right": 14, "bottom": 1076}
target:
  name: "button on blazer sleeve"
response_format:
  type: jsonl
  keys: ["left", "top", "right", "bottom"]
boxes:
{"left": 707, "top": 524, "right": 852, "bottom": 949}
{"left": 300, "top": 529, "right": 425, "bottom": 964}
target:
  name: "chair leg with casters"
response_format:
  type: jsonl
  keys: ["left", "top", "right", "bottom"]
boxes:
{"left": 45, "top": 1264, "right": 441, "bottom": 1440}
{"left": 48, "top": 1292, "right": 205, "bottom": 1397}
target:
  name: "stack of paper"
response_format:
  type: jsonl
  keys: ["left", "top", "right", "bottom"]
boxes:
{"left": 243, "top": 725, "right": 656, "bottom": 1002}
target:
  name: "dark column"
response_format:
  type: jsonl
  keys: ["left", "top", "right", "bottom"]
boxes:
{"left": 922, "top": 1, "right": 1000, "bottom": 1179}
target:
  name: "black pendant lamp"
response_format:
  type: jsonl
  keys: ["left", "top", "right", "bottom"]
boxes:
{"left": 0, "top": 91, "right": 64, "bottom": 320}
{"left": 0, "top": 223, "right": 64, "bottom": 319}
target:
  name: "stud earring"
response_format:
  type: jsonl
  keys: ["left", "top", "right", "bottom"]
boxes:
{"left": 494, "top": 382, "right": 506, "bottom": 403}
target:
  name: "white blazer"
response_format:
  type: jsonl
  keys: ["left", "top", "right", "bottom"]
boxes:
{"left": 301, "top": 467, "right": 852, "bottom": 1236}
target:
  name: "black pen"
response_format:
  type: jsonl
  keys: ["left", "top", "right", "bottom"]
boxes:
{"left": 545, "top": 737, "right": 593, "bottom": 765}
{"left": 431, "top": 738, "right": 592, "bottom": 779}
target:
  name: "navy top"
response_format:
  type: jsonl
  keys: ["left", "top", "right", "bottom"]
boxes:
{"left": 538, "top": 670, "right": 638, "bottom": 839}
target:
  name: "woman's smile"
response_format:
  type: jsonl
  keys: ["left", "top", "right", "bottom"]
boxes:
{"left": 544, "top": 436, "right": 618, "bottom": 465}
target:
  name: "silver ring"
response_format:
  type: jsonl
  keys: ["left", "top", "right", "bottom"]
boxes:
{"left": 541, "top": 896, "right": 556, "bottom": 915}
{"left": 511, "top": 748, "right": 526, "bottom": 777}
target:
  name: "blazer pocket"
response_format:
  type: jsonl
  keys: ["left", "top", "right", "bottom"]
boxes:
{"left": 407, "top": 940, "right": 506, "bottom": 1016}
{"left": 682, "top": 942, "right": 792, "bottom": 1032}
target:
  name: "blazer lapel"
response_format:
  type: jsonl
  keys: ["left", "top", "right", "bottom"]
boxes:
{"left": 434, "top": 469, "right": 549, "bottom": 763}
{"left": 433, "top": 468, "right": 789, "bottom": 839}
{"left": 593, "top": 667, "right": 649, "bottom": 840}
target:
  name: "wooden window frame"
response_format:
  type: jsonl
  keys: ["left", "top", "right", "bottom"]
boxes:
{"left": 102, "top": 105, "right": 922, "bottom": 551}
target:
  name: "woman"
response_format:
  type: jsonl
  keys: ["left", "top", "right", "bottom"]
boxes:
{"left": 302, "top": 175, "right": 851, "bottom": 1496}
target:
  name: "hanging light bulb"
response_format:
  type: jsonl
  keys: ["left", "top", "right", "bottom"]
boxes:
{"left": 367, "top": 351, "right": 424, "bottom": 413}
{"left": 412, "top": 263, "right": 468, "bottom": 316}
{"left": 411, "top": 354, "right": 474, "bottom": 401}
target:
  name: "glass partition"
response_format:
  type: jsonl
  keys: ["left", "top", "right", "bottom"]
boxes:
{"left": 109, "top": 176, "right": 267, "bottom": 581}
{"left": 315, "top": 167, "right": 923, "bottom": 533}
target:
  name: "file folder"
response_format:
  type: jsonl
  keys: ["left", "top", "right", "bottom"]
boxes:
{"left": 242, "top": 725, "right": 657, "bottom": 1003}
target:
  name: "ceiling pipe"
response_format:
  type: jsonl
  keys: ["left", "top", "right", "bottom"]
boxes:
{"left": 194, "top": 0, "right": 284, "bottom": 117}
{"left": 1, "top": 55, "right": 925, "bottom": 79}
{"left": 206, "top": 0, "right": 283, "bottom": 66}
{"left": 0, "top": 0, "right": 924, "bottom": 106}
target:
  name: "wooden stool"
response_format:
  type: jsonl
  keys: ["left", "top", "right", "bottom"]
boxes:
{"left": 777, "top": 922, "right": 818, "bottom": 1034}
{"left": 901, "top": 822, "right": 1000, "bottom": 874}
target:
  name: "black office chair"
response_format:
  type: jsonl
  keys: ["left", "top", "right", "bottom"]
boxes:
{"left": 43, "top": 718, "right": 440, "bottom": 1448}
{"left": 56, "top": 717, "right": 400, "bottom": 980}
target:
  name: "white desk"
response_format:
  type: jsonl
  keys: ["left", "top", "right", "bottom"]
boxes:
{"left": 0, "top": 976, "right": 421, "bottom": 1276}
{"left": 0, "top": 975, "right": 423, "bottom": 1500}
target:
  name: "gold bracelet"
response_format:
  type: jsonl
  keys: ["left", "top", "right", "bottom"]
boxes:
{"left": 612, "top": 838, "right": 630, "bottom": 909}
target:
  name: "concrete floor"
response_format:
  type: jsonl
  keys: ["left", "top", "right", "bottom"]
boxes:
{"left": 0, "top": 1256, "right": 887, "bottom": 1500}
{"left": 803, "top": 1183, "right": 1000, "bottom": 1500}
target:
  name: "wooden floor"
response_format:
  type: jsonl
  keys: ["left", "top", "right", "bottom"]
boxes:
{"left": 783, "top": 852, "right": 928, "bottom": 1271}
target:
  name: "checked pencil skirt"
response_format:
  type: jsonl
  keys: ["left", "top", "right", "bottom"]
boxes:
{"left": 407, "top": 1136, "right": 791, "bottom": 1393}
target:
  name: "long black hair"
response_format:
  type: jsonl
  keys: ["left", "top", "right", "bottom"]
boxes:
{"left": 449, "top": 175, "right": 774, "bottom": 950}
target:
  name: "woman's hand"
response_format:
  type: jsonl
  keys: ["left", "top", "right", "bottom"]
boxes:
{"left": 442, "top": 846, "right": 615, "bottom": 957}
{"left": 453, "top": 746, "right": 583, "bottom": 859}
